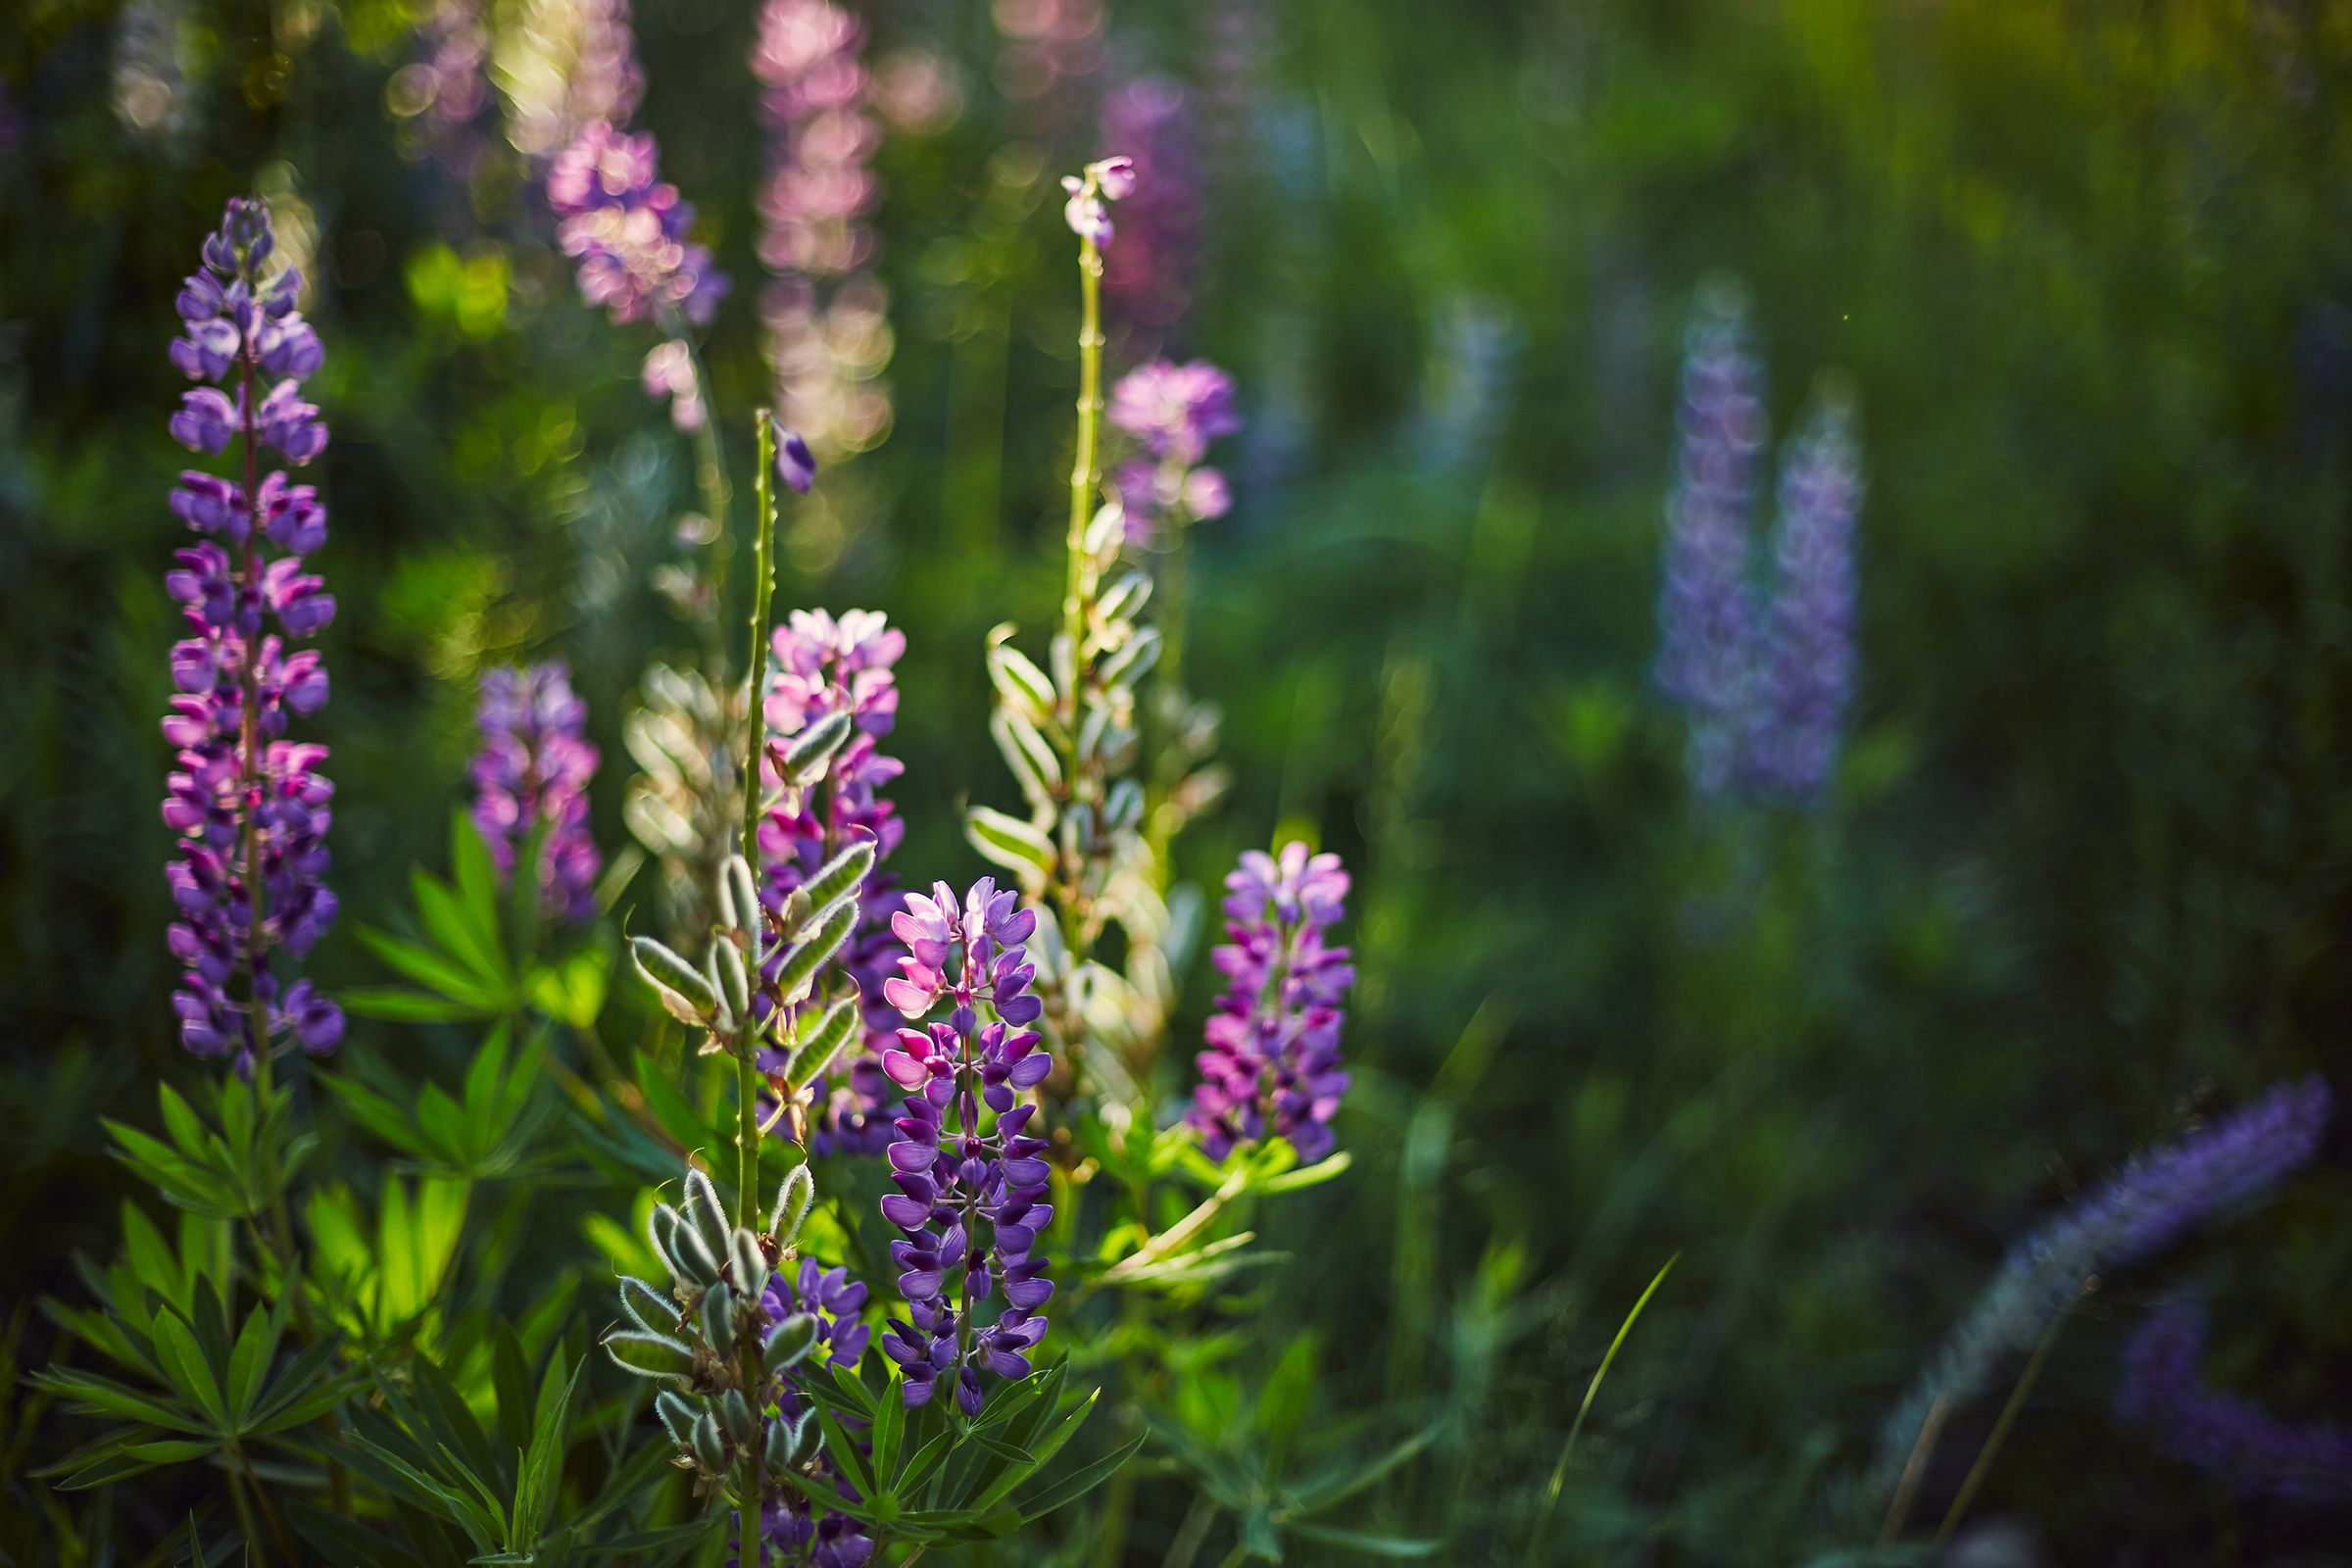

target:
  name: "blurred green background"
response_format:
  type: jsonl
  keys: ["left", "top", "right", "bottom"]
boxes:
{"left": 4, "top": 0, "right": 2349, "bottom": 1561}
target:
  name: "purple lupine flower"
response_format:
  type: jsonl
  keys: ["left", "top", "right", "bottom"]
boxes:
{"left": 1868, "top": 1077, "right": 2333, "bottom": 1494}
{"left": 1108, "top": 358, "right": 1241, "bottom": 543}
{"left": 2116, "top": 1297, "right": 2352, "bottom": 1503}
{"left": 1654, "top": 285, "right": 1767, "bottom": 802}
{"left": 1099, "top": 77, "right": 1200, "bottom": 330}
{"left": 757, "top": 611, "right": 905, "bottom": 1155}
{"left": 1744, "top": 393, "right": 1862, "bottom": 804}
{"left": 755, "top": 1259, "right": 877, "bottom": 1565}
{"left": 751, "top": 0, "right": 895, "bottom": 463}
{"left": 470, "top": 662, "right": 602, "bottom": 924}
{"left": 875, "top": 880, "right": 1054, "bottom": 1413}
{"left": 1187, "top": 843, "right": 1355, "bottom": 1163}
{"left": 161, "top": 196, "right": 341, "bottom": 1072}
{"left": 546, "top": 122, "right": 728, "bottom": 329}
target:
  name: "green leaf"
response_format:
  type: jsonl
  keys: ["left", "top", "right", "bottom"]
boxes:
{"left": 339, "top": 986, "right": 485, "bottom": 1023}
{"left": 1016, "top": 1429, "right": 1148, "bottom": 1523}
{"left": 415, "top": 864, "right": 507, "bottom": 986}
{"left": 514, "top": 1356, "right": 583, "bottom": 1546}
{"left": 985, "top": 628, "right": 1058, "bottom": 719}
{"left": 991, "top": 710, "right": 1062, "bottom": 812}
{"left": 1287, "top": 1430, "right": 1434, "bottom": 1516}
{"left": 359, "top": 926, "right": 502, "bottom": 1008}
{"left": 1285, "top": 1523, "right": 1440, "bottom": 1558}
{"left": 149, "top": 1309, "right": 228, "bottom": 1432}
{"left": 813, "top": 1399, "right": 877, "bottom": 1499}
{"left": 223, "top": 1299, "right": 282, "bottom": 1427}
{"left": 1257, "top": 1152, "right": 1353, "bottom": 1194}
{"left": 868, "top": 1376, "right": 906, "bottom": 1494}
{"left": 28, "top": 1367, "right": 208, "bottom": 1435}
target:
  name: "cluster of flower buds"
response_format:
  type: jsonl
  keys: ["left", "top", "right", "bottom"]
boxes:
{"left": 607, "top": 1164, "right": 845, "bottom": 1503}
{"left": 877, "top": 880, "right": 1054, "bottom": 1412}
{"left": 966, "top": 500, "right": 1156, "bottom": 943}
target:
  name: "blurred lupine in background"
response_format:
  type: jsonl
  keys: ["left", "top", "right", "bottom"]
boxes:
{"left": 1655, "top": 282, "right": 1865, "bottom": 808}
{"left": 753, "top": 0, "right": 893, "bottom": 463}
{"left": 390, "top": 0, "right": 492, "bottom": 178}
{"left": 1099, "top": 75, "right": 1199, "bottom": 334}
{"left": 470, "top": 661, "right": 602, "bottom": 924}
{"left": 2116, "top": 1298, "right": 2352, "bottom": 1504}
{"left": 1654, "top": 283, "right": 1770, "bottom": 802}
{"left": 163, "top": 197, "right": 342, "bottom": 1071}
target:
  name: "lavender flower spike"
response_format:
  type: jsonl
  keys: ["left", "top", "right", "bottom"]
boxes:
{"left": 2116, "top": 1297, "right": 2352, "bottom": 1504}
{"left": 1654, "top": 281, "right": 1766, "bottom": 802}
{"left": 876, "top": 879, "right": 1054, "bottom": 1413}
{"left": 470, "top": 661, "right": 602, "bottom": 923}
{"left": 1187, "top": 843, "right": 1355, "bottom": 1163}
{"left": 1746, "top": 388, "right": 1862, "bottom": 805}
{"left": 162, "top": 195, "right": 341, "bottom": 1072}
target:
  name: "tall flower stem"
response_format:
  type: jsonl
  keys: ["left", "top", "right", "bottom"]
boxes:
{"left": 1054, "top": 185, "right": 1108, "bottom": 998}
{"left": 740, "top": 411, "right": 779, "bottom": 1230}
{"left": 731, "top": 412, "right": 781, "bottom": 1568}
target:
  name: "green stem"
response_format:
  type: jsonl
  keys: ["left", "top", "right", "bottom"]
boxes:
{"left": 1054, "top": 189, "right": 1107, "bottom": 1049}
{"left": 739, "top": 412, "right": 779, "bottom": 1230}
{"left": 1936, "top": 1310, "right": 2069, "bottom": 1544}
{"left": 1210, "top": 1542, "right": 1250, "bottom": 1568}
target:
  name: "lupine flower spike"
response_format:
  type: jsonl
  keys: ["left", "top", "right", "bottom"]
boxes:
{"left": 1745, "top": 389, "right": 1862, "bottom": 805}
{"left": 1188, "top": 843, "right": 1355, "bottom": 1162}
{"left": 470, "top": 661, "right": 602, "bottom": 923}
{"left": 877, "top": 879, "right": 1054, "bottom": 1412}
{"left": 163, "top": 195, "right": 342, "bottom": 1071}
{"left": 1654, "top": 282, "right": 1766, "bottom": 804}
